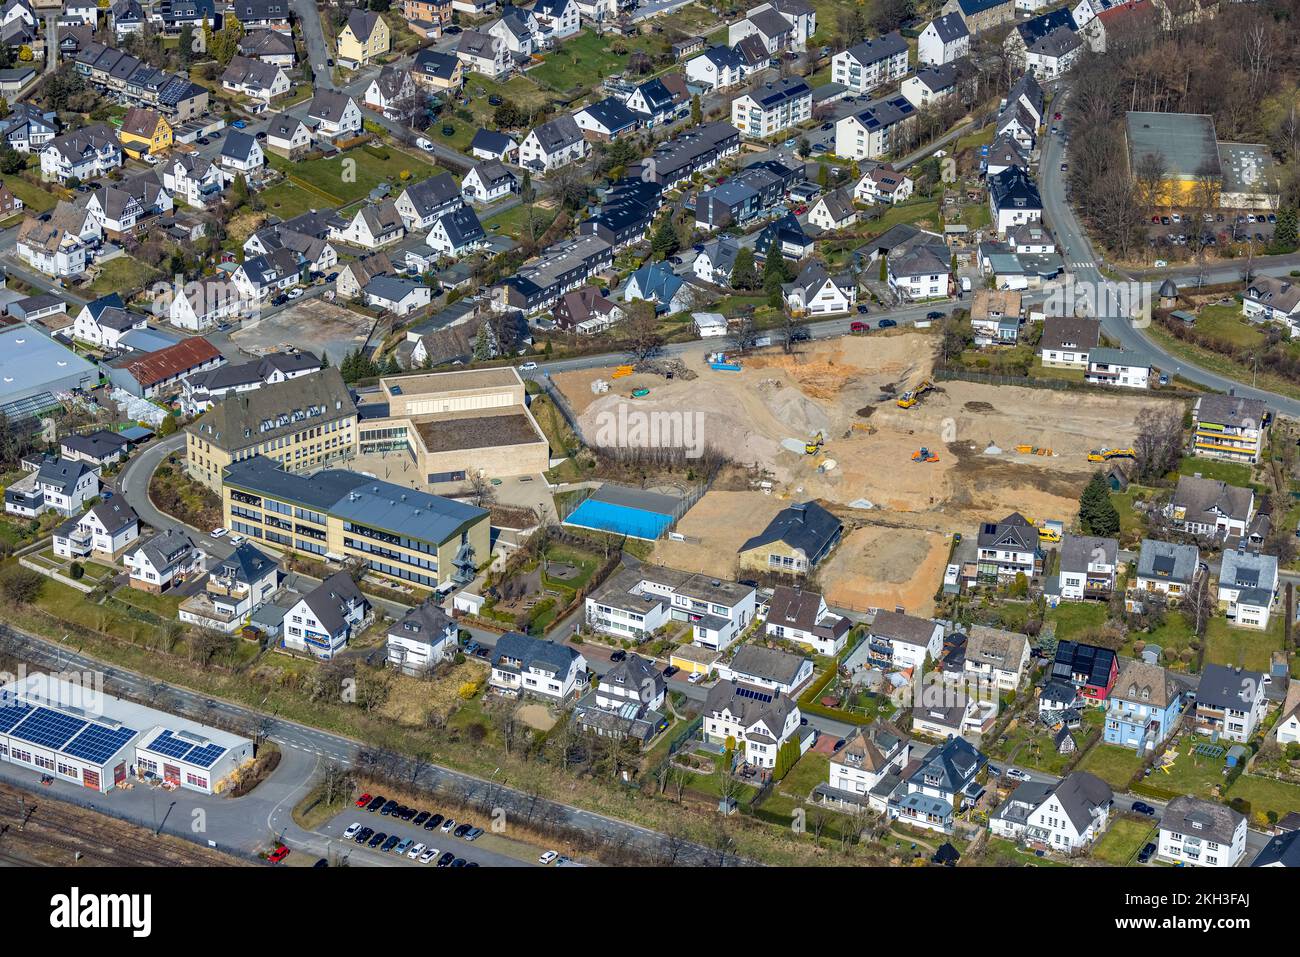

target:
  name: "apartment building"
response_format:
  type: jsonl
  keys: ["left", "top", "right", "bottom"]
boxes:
{"left": 831, "top": 32, "right": 909, "bottom": 94}
{"left": 1191, "top": 394, "right": 1269, "bottom": 465}
{"left": 730, "top": 77, "right": 812, "bottom": 139}
{"left": 585, "top": 564, "right": 757, "bottom": 652}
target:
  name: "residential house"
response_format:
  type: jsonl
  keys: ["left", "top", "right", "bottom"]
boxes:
{"left": 519, "top": 115, "right": 588, "bottom": 172}
{"left": 229, "top": 0, "right": 292, "bottom": 31}
{"left": 763, "top": 584, "right": 850, "bottom": 656}
{"left": 411, "top": 47, "right": 463, "bottom": 92}
{"left": 179, "top": 351, "right": 322, "bottom": 414}
{"left": 684, "top": 44, "right": 750, "bottom": 92}
{"left": 1191, "top": 394, "right": 1269, "bottom": 465}
{"left": 0, "top": 103, "right": 58, "bottom": 153}
{"left": 1084, "top": 347, "right": 1150, "bottom": 389}
{"left": 462, "top": 160, "right": 516, "bottom": 204}
{"left": 40, "top": 124, "right": 121, "bottom": 182}
{"left": 160, "top": 154, "right": 224, "bottom": 206}
{"left": 364, "top": 66, "right": 418, "bottom": 120}
{"left": 336, "top": 252, "right": 394, "bottom": 301}
{"left": 727, "top": 5, "right": 793, "bottom": 54}
{"left": 1242, "top": 276, "right": 1300, "bottom": 336}
{"left": 584, "top": 564, "right": 757, "bottom": 652}
{"left": 730, "top": 77, "right": 811, "bottom": 138}
{"left": 220, "top": 55, "right": 291, "bottom": 103}
{"left": 622, "top": 262, "right": 702, "bottom": 314}
{"left": 886, "top": 229, "right": 950, "bottom": 300}
{"left": 394, "top": 173, "right": 463, "bottom": 231}
{"left": 888, "top": 735, "right": 987, "bottom": 834}
{"left": 264, "top": 112, "right": 312, "bottom": 159}
{"left": 179, "top": 542, "right": 280, "bottom": 634}
{"left": 492, "top": 233, "right": 612, "bottom": 314}
{"left": 387, "top": 602, "right": 458, "bottom": 674}
{"left": 918, "top": 12, "right": 970, "bottom": 64}
{"left": 52, "top": 498, "right": 139, "bottom": 560}
{"left": 1218, "top": 547, "right": 1279, "bottom": 630}
{"left": 573, "top": 97, "right": 641, "bottom": 142}
{"left": 964, "top": 625, "right": 1029, "bottom": 691}
{"left": 282, "top": 571, "right": 372, "bottom": 659}
{"left": 489, "top": 5, "right": 540, "bottom": 56}
{"left": 1056, "top": 534, "right": 1119, "bottom": 602}
{"left": 1104, "top": 659, "right": 1188, "bottom": 751}
{"left": 305, "top": 91, "right": 363, "bottom": 143}
{"left": 783, "top": 261, "right": 855, "bottom": 316}
{"left": 719, "top": 645, "right": 813, "bottom": 696}
{"left": 329, "top": 201, "right": 405, "bottom": 249}
{"left": 702, "top": 679, "right": 803, "bottom": 769}
{"left": 530, "top": 0, "right": 579, "bottom": 40}
{"left": 1158, "top": 796, "right": 1247, "bottom": 867}
{"left": 106, "top": 336, "right": 225, "bottom": 399}
{"left": 805, "top": 187, "right": 857, "bottom": 232}
{"left": 363, "top": 276, "right": 432, "bottom": 316}
{"left": 123, "top": 529, "right": 204, "bottom": 593}
{"left": 238, "top": 28, "right": 297, "bottom": 67}
{"left": 738, "top": 500, "right": 843, "bottom": 575}
{"left": 986, "top": 133, "right": 1029, "bottom": 177}
{"left": 865, "top": 610, "right": 944, "bottom": 671}
{"left": 1051, "top": 640, "right": 1119, "bottom": 701}
{"left": 901, "top": 63, "right": 959, "bottom": 110}
{"left": 753, "top": 213, "right": 813, "bottom": 262}
{"left": 832, "top": 32, "right": 909, "bottom": 95}
{"left": 1039, "top": 316, "right": 1100, "bottom": 367}
{"left": 1194, "top": 663, "right": 1267, "bottom": 743}
{"left": 692, "top": 236, "right": 743, "bottom": 286}
{"left": 941, "top": 0, "right": 1017, "bottom": 33}
{"left": 624, "top": 73, "right": 690, "bottom": 128}
{"left": 1276, "top": 683, "right": 1300, "bottom": 746}
{"left": 337, "top": 9, "right": 391, "bottom": 67}
{"left": 834, "top": 94, "right": 917, "bottom": 160}
{"left": 489, "top": 631, "right": 588, "bottom": 701}
{"left": 219, "top": 131, "right": 265, "bottom": 176}
{"left": 988, "top": 166, "right": 1043, "bottom": 235}
{"left": 992, "top": 771, "right": 1112, "bottom": 852}
{"left": 630, "top": 121, "right": 739, "bottom": 190}
{"left": 231, "top": 248, "right": 304, "bottom": 302}
{"left": 1167, "top": 474, "right": 1254, "bottom": 539}
{"left": 69, "top": 293, "right": 146, "bottom": 349}
{"left": 15, "top": 204, "right": 93, "bottom": 277}
{"left": 468, "top": 128, "right": 516, "bottom": 162}
{"left": 553, "top": 286, "right": 622, "bottom": 334}
{"left": 456, "top": 29, "right": 510, "bottom": 79}
{"left": 976, "top": 512, "right": 1041, "bottom": 583}
{"left": 821, "top": 721, "right": 911, "bottom": 812}
{"left": 59, "top": 430, "right": 130, "bottom": 468}
{"left": 969, "top": 288, "right": 1022, "bottom": 345}
{"left": 116, "top": 107, "right": 171, "bottom": 158}
{"left": 854, "top": 164, "right": 915, "bottom": 205}
{"left": 1131, "top": 539, "right": 1201, "bottom": 607}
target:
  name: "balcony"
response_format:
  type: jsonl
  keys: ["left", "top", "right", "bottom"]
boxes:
{"left": 63, "top": 527, "right": 93, "bottom": 558}
{"left": 206, "top": 577, "right": 250, "bottom": 599}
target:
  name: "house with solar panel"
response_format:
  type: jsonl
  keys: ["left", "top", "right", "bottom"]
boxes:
{"left": 702, "top": 679, "right": 804, "bottom": 770}
{"left": 887, "top": 734, "right": 987, "bottom": 834}
{"left": 1050, "top": 640, "right": 1118, "bottom": 702}
{"left": 0, "top": 671, "right": 252, "bottom": 794}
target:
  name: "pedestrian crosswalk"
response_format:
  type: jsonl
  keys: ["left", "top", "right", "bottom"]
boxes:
{"left": 1068, "top": 261, "right": 1096, "bottom": 269}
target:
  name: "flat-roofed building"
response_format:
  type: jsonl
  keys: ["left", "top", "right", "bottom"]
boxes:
{"left": 355, "top": 367, "right": 550, "bottom": 483}
{"left": 220, "top": 455, "right": 490, "bottom": 589}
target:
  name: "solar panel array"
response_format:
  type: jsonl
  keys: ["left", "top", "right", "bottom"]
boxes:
{"left": 735, "top": 686, "right": 774, "bottom": 704}
{"left": 9, "top": 707, "right": 88, "bottom": 752}
{"left": 0, "top": 695, "right": 138, "bottom": 765}
{"left": 0, "top": 694, "right": 34, "bottom": 734}
{"left": 143, "top": 729, "right": 227, "bottom": 768}
{"left": 63, "top": 723, "right": 138, "bottom": 765}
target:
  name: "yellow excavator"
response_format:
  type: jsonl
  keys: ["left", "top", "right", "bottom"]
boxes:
{"left": 1086, "top": 447, "right": 1136, "bottom": 463}
{"left": 897, "top": 380, "right": 934, "bottom": 409}
{"left": 805, "top": 432, "right": 825, "bottom": 455}
{"left": 1024, "top": 515, "right": 1063, "bottom": 543}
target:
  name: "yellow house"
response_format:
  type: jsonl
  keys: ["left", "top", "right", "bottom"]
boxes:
{"left": 118, "top": 107, "right": 172, "bottom": 158}
{"left": 337, "top": 9, "right": 391, "bottom": 66}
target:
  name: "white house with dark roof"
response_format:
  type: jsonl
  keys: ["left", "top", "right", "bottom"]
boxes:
{"left": 586, "top": 564, "right": 756, "bottom": 652}
{"left": 365, "top": 65, "right": 418, "bottom": 120}
{"left": 901, "top": 64, "right": 959, "bottom": 110}
{"left": 864, "top": 610, "right": 943, "bottom": 671}
{"left": 40, "top": 124, "right": 121, "bottom": 182}
{"left": 282, "top": 570, "right": 372, "bottom": 659}
{"left": 782, "top": 261, "right": 856, "bottom": 316}
{"left": 832, "top": 32, "right": 909, "bottom": 94}
{"left": 231, "top": 247, "right": 304, "bottom": 302}
{"left": 52, "top": 498, "right": 139, "bottom": 560}
{"left": 1039, "top": 315, "right": 1100, "bottom": 368}
{"left": 264, "top": 112, "right": 311, "bottom": 158}
{"left": 469, "top": 128, "right": 517, "bottom": 162}
{"left": 1158, "top": 796, "right": 1247, "bottom": 867}
{"left": 462, "top": 160, "right": 516, "bottom": 204}
{"left": 991, "top": 771, "right": 1113, "bottom": 851}
{"left": 124, "top": 529, "right": 205, "bottom": 593}
{"left": 363, "top": 276, "right": 432, "bottom": 316}
{"left": 573, "top": 97, "right": 641, "bottom": 142}
{"left": 59, "top": 430, "right": 130, "bottom": 468}
{"left": 69, "top": 293, "right": 145, "bottom": 350}
{"left": 1166, "top": 474, "right": 1254, "bottom": 539}
{"left": 305, "top": 91, "right": 363, "bottom": 142}
{"left": 219, "top": 131, "right": 264, "bottom": 175}
{"left": 394, "top": 173, "right": 464, "bottom": 231}
{"left": 426, "top": 206, "right": 486, "bottom": 258}
{"left": 179, "top": 542, "right": 279, "bottom": 634}
{"left": 703, "top": 678, "right": 803, "bottom": 769}
{"left": 490, "top": 631, "right": 588, "bottom": 701}
{"left": 531, "top": 0, "right": 579, "bottom": 40}
{"left": 519, "top": 115, "right": 588, "bottom": 172}
{"left": 161, "top": 154, "right": 224, "bottom": 206}
{"left": 822, "top": 722, "right": 911, "bottom": 811}
{"left": 1193, "top": 663, "right": 1267, "bottom": 742}
{"left": 855, "top": 164, "right": 914, "bottom": 205}
{"left": 387, "top": 601, "right": 458, "bottom": 674}
{"left": 329, "top": 201, "right": 406, "bottom": 249}
{"left": 805, "top": 187, "right": 857, "bottom": 232}
{"left": 1130, "top": 538, "right": 1200, "bottom": 607}
{"left": 988, "top": 166, "right": 1043, "bottom": 235}
{"left": 220, "top": 55, "right": 290, "bottom": 102}
{"left": 1242, "top": 276, "right": 1300, "bottom": 335}
{"left": 5, "top": 457, "right": 99, "bottom": 518}
{"left": 1218, "top": 548, "right": 1278, "bottom": 630}
{"left": 918, "top": 12, "right": 970, "bottom": 64}
{"left": 888, "top": 734, "right": 986, "bottom": 834}
{"left": 763, "top": 584, "right": 849, "bottom": 657}
{"left": 596, "top": 653, "right": 665, "bottom": 713}
{"left": 718, "top": 644, "right": 813, "bottom": 695}
{"left": 730, "top": 77, "right": 811, "bottom": 138}
{"left": 1056, "top": 534, "right": 1118, "bottom": 601}
{"left": 1276, "top": 684, "right": 1300, "bottom": 746}
{"left": 456, "top": 29, "right": 510, "bottom": 78}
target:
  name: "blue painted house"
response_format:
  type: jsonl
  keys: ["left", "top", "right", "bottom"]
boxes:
{"left": 1104, "top": 660, "right": 1187, "bottom": 752}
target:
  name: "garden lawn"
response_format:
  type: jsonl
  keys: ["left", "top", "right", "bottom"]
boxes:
{"left": 1154, "top": 734, "right": 1231, "bottom": 799}
{"left": 484, "top": 203, "right": 557, "bottom": 242}
{"left": 86, "top": 256, "right": 163, "bottom": 298}
{"left": 1225, "top": 774, "right": 1300, "bottom": 824}
{"left": 1202, "top": 615, "right": 1283, "bottom": 672}
{"left": 2, "top": 174, "right": 60, "bottom": 213}
{"left": 1124, "top": 613, "right": 1195, "bottom": 670}
{"left": 1177, "top": 455, "right": 1253, "bottom": 488}
{"left": 1091, "top": 817, "right": 1158, "bottom": 866}
{"left": 981, "top": 837, "right": 1068, "bottom": 866}
{"left": 1048, "top": 601, "right": 1109, "bottom": 640}
{"left": 1110, "top": 485, "right": 1158, "bottom": 543}
{"left": 1190, "top": 304, "right": 1266, "bottom": 350}
{"left": 264, "top": 146, "right": 441, "bottom": 212}
{"left": 1078, "top": 743, "right": 1144, "bottom": 789}
{"left": 112, "top": 586, "right": 184, "bottom": 618}
{"left": 32, "top": 578, "right": 162, "bottom": 647}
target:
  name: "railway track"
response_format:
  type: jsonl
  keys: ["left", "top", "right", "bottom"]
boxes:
{"left": 0, "top": 781, "right": 246, "bottom": 867}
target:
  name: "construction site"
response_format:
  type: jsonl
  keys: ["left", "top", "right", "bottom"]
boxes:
{"left": 551, "top": 332, "right": 1182, "bottom": 614}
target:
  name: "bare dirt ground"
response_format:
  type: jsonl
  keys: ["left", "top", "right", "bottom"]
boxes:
{"left": 517, "top": 703, "right": 557, "bottom": 732}
{"left": 232, "top": 300, "right": 373, "bottom": 362}
{"left": 817, "top": 523, "right": 952, "bottom": 616}
{"left": 560, "top": 332, "right": 1183, "bottom": 605}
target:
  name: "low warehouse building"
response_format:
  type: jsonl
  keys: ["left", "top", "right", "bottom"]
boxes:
{"left": 135, "top": 725, "right": 254, "bottom": 795}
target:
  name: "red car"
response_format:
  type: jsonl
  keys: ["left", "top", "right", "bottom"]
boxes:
{"left": 267, "top": 845, "right": 290, "bottom": 864}
{"left": 792, "top": 204, "right": 807, "bottom": 215}
{"left": 1053, "top": 111, "right": 1062, "bottom": 120}
{"left": 850, "top": 321, "right": 869, "bottom": 333}
{"left": 355, "top": 792, "right": 372, "bottom": 808}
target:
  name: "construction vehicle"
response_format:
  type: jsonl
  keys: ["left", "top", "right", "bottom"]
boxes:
{"left": 1086, "top": 447, "right": 1136, "bottom": 462}
{"left": 896, "top": 380, "right": 934, "bottom": 409}
{"left": 805, "top": 432, "right": 825, "bottom": 455}
{"left": 911, "top": 447, "right": 939, "bottom": 463}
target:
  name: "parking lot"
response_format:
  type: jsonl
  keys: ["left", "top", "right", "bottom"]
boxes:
{"left": 319, "top": 793, "right": 572, "bottom": 868}
{"left": 1145, "top": 210, "right": 1278, "bottom": 250}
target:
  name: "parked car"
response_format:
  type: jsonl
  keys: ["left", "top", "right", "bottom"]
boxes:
{"left": 1006, "top": 767, "right": 1031, "bottom": 781}
{"left": 381, "top": 835, "right": 401, "bottom": 852}
{"left": 877, "top": 317, "right": 896, "bottom": 328}
{"left": 856, "top": 303, "right": 869, "bottom": 314}
{"left": 344, "top": 822, "right": 362, "bottom": 839}
{"left": 419, "top": 846, "right": 439, "bottom": 863}
{"left": 408, "top": 842, "right": 426, "bottom": 860}
{"left": 850, "top": 320, "right": 869, "bottom": 333}
{"left": 926, "top": 311, "right": 945, "bottom": 320}
{"left": 1131, "top": 801, "right": 1156, "bottom": 816}
{"left": 287, "top": 288, "right": 303, "bottom": 300}
{"left": 267, "top": 844, "right": 290, "bottom": 864}
{"left": 210, "top": 527, "right": 228, "bottom": 539}
{"left": 662, "top": 665, "right": 680, "bottom": 678}
{"left": 415, "top": 137, "right": 434, "bottom": 151}
{"left": 454, "top": 823, "right": 472, "bottom": 838}
{"left": 366, "top": 795, "right": 385, "bottom": 812}
{"left": 413, "top": 811, "right": 430, "bottom": 826}
{"left": 1158, "top": 373, "right": 1170, "bottom": 385}
{"left": 440, "top": 818, "right": 457, "bottom": 833}
{"left": 228, "top": 533, "right": 246, "bottom": 546}
{"left": 368, "top": 832, "right": 387, "bottom": 847}
{"left": 380, "top": 800, "right": 398, "bottom": 815}
{"left": 424, "top": 813, "right": 444, "bottom": 831}
{"left": 519, "top": 361, "right": 538, "bottom": 372}
{"left": 687, "top": 671, "right": 705, "bottom": 684}
{"left": 395, "top": 838, "right": 413, "bottom": 855}
{"left": 354, "top": 827, "right": 373, "bottom": 844}
{"left": 539, "top": 850, "right": 559, "bottom": 865}
{"left": 1137, "top": 842, "right": 1157, "bottom": 864}
{"left": 436, "top": 851, "right": 456, "bottom": 867}
{"left": 464, "top": 827, "right": 483, "bottom": 841}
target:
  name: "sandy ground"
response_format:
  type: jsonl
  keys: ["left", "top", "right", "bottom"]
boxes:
{"left": 817, "top": 523, "right": 953, "bottom": 616}
{"left": 651, "top": 490, "right": 788, "bottom": 575}
{"left": 517, "top": 703, "right": 557, "bottom": 732}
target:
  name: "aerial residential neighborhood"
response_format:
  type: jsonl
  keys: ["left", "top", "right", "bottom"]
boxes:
{"left": 0, "top": 0, "right": 1296, "bottom": 910}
